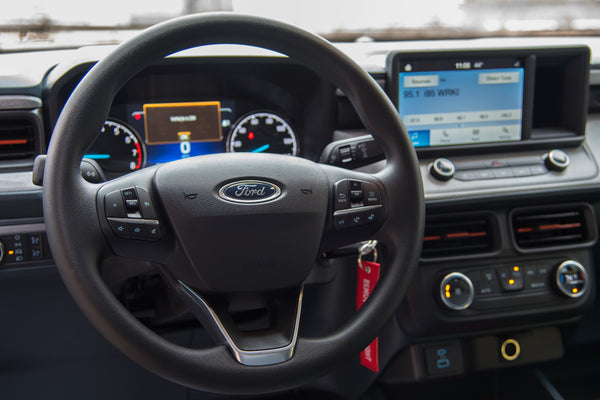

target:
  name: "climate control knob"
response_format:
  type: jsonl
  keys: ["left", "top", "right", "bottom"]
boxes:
{"left": 555, "top": 260, "right": 587, "bottom": 298}
{"left": 0, "top": 240, "right": 5, "bottom": 263}
{"left": 440, "top": 272, "right": 474, "bottom": 310}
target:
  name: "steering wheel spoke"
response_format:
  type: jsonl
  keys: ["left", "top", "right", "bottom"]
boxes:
{"left": 175, "top": 280, "right": 303, "bottom": 366}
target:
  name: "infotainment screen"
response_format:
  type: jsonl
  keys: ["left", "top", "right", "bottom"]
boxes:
{"left": 394, "top": 55, "right": 526, "bottom": 148}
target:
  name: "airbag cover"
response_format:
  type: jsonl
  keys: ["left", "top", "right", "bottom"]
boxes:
{"left": 154, "top": 153, "right": 329, "bottom": 292}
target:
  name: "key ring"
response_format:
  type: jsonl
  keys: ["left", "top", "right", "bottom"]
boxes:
{"left": 358, "top": 240, "right": 378, "bottom": 273}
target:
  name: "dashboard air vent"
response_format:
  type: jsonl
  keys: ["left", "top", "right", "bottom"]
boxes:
{"left": 0, "top": 118, "right": 36, "bottom": 160}
{"left": 512, "top": 205, "right": 595, "bottom": 250}
{"left": 422, "top": 215, "right": 496, "bottom": 259}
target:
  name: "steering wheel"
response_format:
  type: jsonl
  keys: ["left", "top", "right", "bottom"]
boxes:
{"left": 43, "top": 13, "right": 424, "bottom": 395}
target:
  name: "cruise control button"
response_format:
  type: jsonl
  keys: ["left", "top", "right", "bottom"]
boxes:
{"left": 121, "top": 187, "right": 137, "bottom": 200}
{"left": 125, "top": 199, "right": 139, "bottom": 213}
{"left": 105, "top": 190, "right": 126, "bottom": 218}
{"left": 136, "top": 187, "right": 158, "bottom": 219}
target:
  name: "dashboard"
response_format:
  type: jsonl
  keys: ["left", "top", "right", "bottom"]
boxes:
{"left": 1, "top": 37, "right": 600, "bottom": 399}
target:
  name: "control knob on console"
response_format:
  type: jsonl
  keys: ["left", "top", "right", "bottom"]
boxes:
{"left": 440, "top": 272, "right": 474, "bottom": 310}
{"left": 0, "top": 240, "right": 4, "bottom": 263}
{"left": 544, "top": 149, "right": 570, "bottom": 172}
{"left": 430, "top": 158, "right": 456, "bottom": 181}
{"left": 555, "top": 260, "right": 587, "bottom": 298}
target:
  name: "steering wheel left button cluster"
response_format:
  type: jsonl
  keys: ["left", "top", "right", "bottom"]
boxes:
{"left": 105, "top": 187, "right": 162, "bottom": 240}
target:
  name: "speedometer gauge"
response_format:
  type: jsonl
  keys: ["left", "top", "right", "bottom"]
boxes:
{"left": 85, "top": 119, "right": 146, "bottom": 174}
{"left": 227, "top": 112, "right": 298, "bottom": 156}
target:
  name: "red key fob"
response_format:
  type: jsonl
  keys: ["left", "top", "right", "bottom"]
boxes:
{"left": 357, "top": 260, "right": 381, "bottom": 372}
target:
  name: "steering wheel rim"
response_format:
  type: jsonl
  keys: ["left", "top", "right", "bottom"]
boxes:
{"left": 43, "top": 13, "right": 424, "bottom": 394}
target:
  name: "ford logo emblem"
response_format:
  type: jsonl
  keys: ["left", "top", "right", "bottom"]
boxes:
{"left": 218, "top": 180, "right": 282, "bottom": 203}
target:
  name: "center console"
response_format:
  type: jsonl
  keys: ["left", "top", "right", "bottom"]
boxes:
{"left": 372, "top": 46, "right": 596, "bottom": 382}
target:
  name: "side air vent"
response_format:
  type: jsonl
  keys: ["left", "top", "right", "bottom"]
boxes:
{"left": 511, "top": 204, "right": 597, "bottom": 251}
{"left": 0, "top": 117, "right": 36, "bottom": 159}
{"left": 422, "top": 214, "right": 498, "bottom": 259}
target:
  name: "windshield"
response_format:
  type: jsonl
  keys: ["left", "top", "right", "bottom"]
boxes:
{"left": 1, "top": 0, "right": 599, "bottom": 51}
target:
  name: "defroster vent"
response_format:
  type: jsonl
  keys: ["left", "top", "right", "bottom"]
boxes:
{"left": 422, "top": 214, "right": 497, "bottom": 259}
{"left": 511, "top": 204, "right": 596, "bottom": 250}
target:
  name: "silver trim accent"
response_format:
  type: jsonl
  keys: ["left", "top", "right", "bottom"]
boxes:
{"left": 178, "top": 281, "right": 303, "bottom": 366}
{"left": 218, "top": 180, "right": 282, "bottom": 204}
{"left": 440, "top": 272, "right": 474, "bottom": 311}
{"left": 547, "top": 149, "right": 570, "bottom": 169}
{"left": 430, "top": 158, "right": 456, "bottom": 181}
{"left": 591, "top": 69, "right": 600, "bottom": 86}
{"left": 0, "top": 223, "right": 45, "bottom": 235}
{"left": 333, "top": 204, "right": 382, "bottom": 216}
{"left": 0, "top": 95, "right": 42, "bottom": 110}
{"left": 555, "top": 260, "right": 587, "bottom": 298}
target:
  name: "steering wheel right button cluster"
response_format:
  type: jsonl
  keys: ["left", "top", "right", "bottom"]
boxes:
{"left": 104, "top": 187, "right": 162, "bottom": 240}
{"left": 333, "top": 179, "right": 382, "bottom": 230}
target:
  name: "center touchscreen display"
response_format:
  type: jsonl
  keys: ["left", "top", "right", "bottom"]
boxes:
{"left": 397, "top": 57, "right": 525, "bottom": 147}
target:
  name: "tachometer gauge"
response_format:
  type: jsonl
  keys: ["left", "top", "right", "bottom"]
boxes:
{"left": 85, "top": 119, "right": 146, "bottom": 174}
{"left": 227, "top": 112, "right": 298, "bottom": 156}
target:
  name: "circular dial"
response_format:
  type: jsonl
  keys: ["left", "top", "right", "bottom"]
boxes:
{"left": 85, "top": 119, "right": 146, "bottom": 174}
{"left": 555, "top": 260, "right": 587, "bottom": 298}
{"left": 440, "top": 272, "right": 474, "bottom": 311}
{"left": 228, "top": 112, "right": 298, "bottom": 156}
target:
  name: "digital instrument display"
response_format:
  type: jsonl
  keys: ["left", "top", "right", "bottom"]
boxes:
{"left": 396, "top": 56, "right": 525, "bottom": 148}
{"left": 120, "top": 101, "right": 298, "bottom": 167}
{"left": 143, "top": 101, "right": 222, "bottom": 144}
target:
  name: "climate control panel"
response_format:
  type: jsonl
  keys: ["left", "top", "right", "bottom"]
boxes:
{"left": 438, "top": 259, "right": 589, "bottom": 311}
